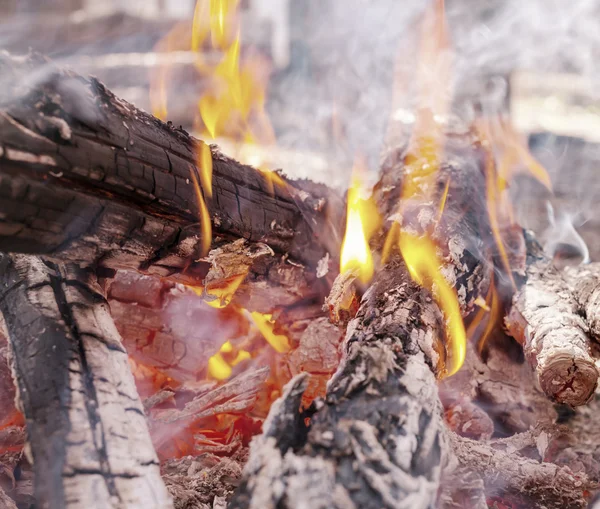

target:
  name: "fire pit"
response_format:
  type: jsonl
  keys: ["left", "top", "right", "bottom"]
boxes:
{"left": 1, "top": 1, "right": 600, "bottom": 508}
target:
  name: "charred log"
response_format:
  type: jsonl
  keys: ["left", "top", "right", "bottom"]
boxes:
{"left": 0, "top": 254, "right": 172, "bottom": 508}
{"left": 0, "top": 53, "right": 340, "bottom": 286}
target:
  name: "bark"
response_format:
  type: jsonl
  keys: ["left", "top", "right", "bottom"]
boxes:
{"left": 0, "top": 254, "right": 172, "bottom": 508}
{"left": 229, "top": 124, "right": 493, "bottom": 508}
{"left": 505, "top": 235, "right": 598, "bottom": 406}
{"left": 564, "top": 262, "right": 600, "bottom": 341}
{"left": 449, "top": 432, "right": 592, "bottom": 508}
{"left": 0, "top": 52, "right": 339, "bottom": 284}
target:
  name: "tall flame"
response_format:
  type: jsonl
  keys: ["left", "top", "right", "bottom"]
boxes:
{"left": 394, "top": 0, "right": 466, "bottom": 377}
{"left": 476, "top": 115, "right": 552, "bottom": 286}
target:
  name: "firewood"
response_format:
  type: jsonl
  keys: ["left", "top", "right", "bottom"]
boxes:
{"left": 0, "top": 485, "right": 17, "bottom": 509}
{"left": 505, "top": 234, "right": 599, "bottom": 406}
{"left": 229, "top": 121, "right": 493, "bottom": 508}
{"left": 161, "top": 454, "right": 245, "bottom": 508}
{"left": 564, "top": 262, "right": 600, "bottom": 341}
{"left": 0, "top": 254, "right": 172, "bottom": 508}
{"left": 449, "top": 431, "right": 593, "bottom": 508}
{"left": 0, "top": 52, "right": 339, "bottom": 287}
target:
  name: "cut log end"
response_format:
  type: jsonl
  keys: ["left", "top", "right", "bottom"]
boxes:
{"left": 506, "top": 252, "right": 600, "bottom": 406}
{"left": 538, "top": 353, "right": 598, "bottom": 407}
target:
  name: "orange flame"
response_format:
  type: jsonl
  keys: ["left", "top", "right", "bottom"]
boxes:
{"left": 399, "top": 232, "right": 466, "bottom": 376}
{"left": 208, "top": 340, "right": 251, "bottom": 380}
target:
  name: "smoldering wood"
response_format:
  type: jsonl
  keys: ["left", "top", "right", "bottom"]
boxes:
{"left": 0, "top": 254, "right": 172, "bottom": 509}
{"left": 230, "top": 123, "right": 493, "bottom": 509}
{"left": 0, "top": 52, "right": 340, "bottom": 286}
{"left": 505, "top": 234, "right": 599, "bottom": 406}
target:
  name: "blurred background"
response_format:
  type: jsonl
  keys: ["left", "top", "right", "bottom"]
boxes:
{"left": 1, "top": 0, "right": 600, "bottom": 259}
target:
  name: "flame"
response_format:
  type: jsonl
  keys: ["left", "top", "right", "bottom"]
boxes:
{"left": 340, "top": 159, "right": 380, "bottom": 284}
{"left": 399, "top": 232, "right": 466, "bottom": 377}
{"left": 199, "top": 271, "right": 248, "bottom": 308}
{"left": 388, "top": 0, "right": 466, "bottom": 376}
{"left": 476, "top": 115, "right": 552, "bottom": 286}
{"left": 466, "top": 280, "right": 502, "bottom": 354}
{"left": 192, "top": 0, "right": 275, "bottom": 150}
{"left": 189, "top": 161, "right": 213, "bottom": 258}
{"left": 249, "top": 312, "right": 290, "bottom": 353}
{"left": 208, "top": 340, "right": 251, "bottom": 380}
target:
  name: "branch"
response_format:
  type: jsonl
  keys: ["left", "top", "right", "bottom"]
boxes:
{"left": 505, "top": 234, "right": 598, "bottom": 406}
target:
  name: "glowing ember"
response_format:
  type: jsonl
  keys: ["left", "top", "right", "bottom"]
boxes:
{"left": 399, "top": 232, "right": 466, "bottom": 376}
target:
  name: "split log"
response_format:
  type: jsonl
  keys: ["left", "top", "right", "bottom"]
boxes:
{"left": 229, "top": 123, "right": 493, "bottom": 508}
{"left": 0, "top": 254, "right": 172, "bottom": 508}
{"left": 0, "top": 52, "right": 340, "bottom": 288}
{"left": 505, "top": 234, "right": 599, "bottom": 406}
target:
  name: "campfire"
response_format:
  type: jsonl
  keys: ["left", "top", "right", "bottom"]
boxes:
{"left": 1, "top": 0, "right": 600, "bottom": 508}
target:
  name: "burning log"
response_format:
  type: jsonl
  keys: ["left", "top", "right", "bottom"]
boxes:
{"left": 505, "top": 234, "right": 599, "bottom": 406}
{"left": 0, "top": 254, "right": 172, "bottom": 508}
{"left": 0, "top": 52, "right": 339, "bottom": 290}
{"left": 229, "top": 111, "right": 493, "bottom": 507}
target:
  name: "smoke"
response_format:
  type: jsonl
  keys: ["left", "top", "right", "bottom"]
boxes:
{"left": 2, "top": 0, "right": 600, "bottom": 253}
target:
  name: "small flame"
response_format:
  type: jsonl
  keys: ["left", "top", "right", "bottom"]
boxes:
{"left": 193, "top": 271, "right": 248, "bottom": 308}
{"left": 249, "top": 312, "right": 290, "bottom": 354}
{"left": 208, "top": 340, "right": 251, "bottom": 380}
{"left": 466, "top": 280, "right": 502, "bottom": 354}
{"left": 340, "top": 159, "right": 380, "bottom": 284}
{"left": 399, "top": 232, "right": 466, "bottom": 376}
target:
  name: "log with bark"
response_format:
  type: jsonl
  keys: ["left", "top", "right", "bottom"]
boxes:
{"left": 0, "top": 52, "right": 341, "bottom": 301}
{"left": 229, "top": 122, "right": 494, "bottom": 508}
{"left": 505, "top": 233, "right": 599, "bottom": 406}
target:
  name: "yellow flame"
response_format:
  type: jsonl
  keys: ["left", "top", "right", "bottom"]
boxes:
{"left": 385, "top": 1, "right": 465, "bottom": 376}
{"left": 476, "top": 116, "right": 551, "bottom": 289}
{"left": 193, "top": 272, "right": 248, "bottom": 308}
{"left": 189, "top": 167, "right": 212, "bottom": 258}
{"left": 250, "top": 312, "right": 290, "bottom": 353}
{"left": 340, "top": 158, "right": 380, "bottom": 284}
{"left": 208, "top": 340, "right": 251, "bottom": 380}
{"left": 340, "top": 181, "right": 374, "bottom": 284}
{"left": 398, "top": 232, "right": 466, "bottom": 377}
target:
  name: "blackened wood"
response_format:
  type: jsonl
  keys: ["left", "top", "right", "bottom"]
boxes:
{"left": 0, "top": 254, "right": 172, "bottom": 508}
{"left": 0, "top": 53, "right": 338, "bottom": 282}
